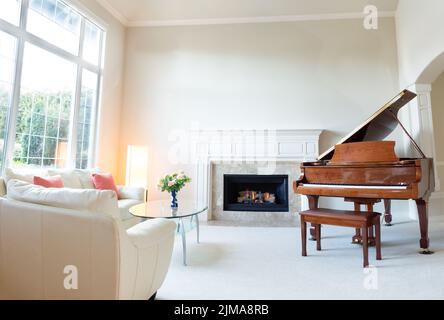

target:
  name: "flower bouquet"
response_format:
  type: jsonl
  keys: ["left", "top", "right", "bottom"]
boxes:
{"left": 157, "top": 172, "right": 191, "bottom": 208}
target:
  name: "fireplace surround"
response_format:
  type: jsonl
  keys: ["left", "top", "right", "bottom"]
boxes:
{"left": 192, "top": 129, "right": 322, "bottom": 225}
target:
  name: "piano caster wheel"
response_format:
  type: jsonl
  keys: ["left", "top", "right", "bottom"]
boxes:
{"left": 352, "top": 235, "right": 362, "bottom": 244}
{"left": 384, "top": 223, "right": 393, "bottom": 227}
{"left": 419, "top": 249, "right": 434, "bottom": 255}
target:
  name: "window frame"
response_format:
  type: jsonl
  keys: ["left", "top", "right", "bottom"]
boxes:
{"left": 0, "top": 0, "right": 106, "bottom": 172}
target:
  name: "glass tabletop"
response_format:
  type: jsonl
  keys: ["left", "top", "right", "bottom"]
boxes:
{"left": 129, "top": 200, "right": 208, "bottom": 219}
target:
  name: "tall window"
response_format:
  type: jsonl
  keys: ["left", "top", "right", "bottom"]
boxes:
{"left": 0, "top": 31, "right": 17, "bottom": 170}
{"left": 0, "top": 0, "right": 104, "bottom": 171}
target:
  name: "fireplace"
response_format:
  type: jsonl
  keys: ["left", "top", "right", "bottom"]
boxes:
{"left": 223, "top": 174, "right": 289, "bottom": 212}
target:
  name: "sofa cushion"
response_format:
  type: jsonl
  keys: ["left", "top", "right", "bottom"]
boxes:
{"left": 47, "top": 169, "right": 83, "bottom": 189}
{"left": 118, "top": 199, "right": 143, "bottom": 221}
{"left": 75, "top": 169, "right": 96, "bottom": 189}
{"left": 34, "top": 175, "right": 64, "bottom": 188}
{"left": 117, "top": 186, "right": 145, "bottom": 201}
{"left": 47, "top": 168, "right": 101, "bottom": 189}
{"left": 6, "top": 179, "right": 120, "bottom": 220}
{"left": 5, "top": 167, "right": 48, "bottom": 183}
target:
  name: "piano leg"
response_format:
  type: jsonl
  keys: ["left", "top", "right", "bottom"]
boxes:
{"left": 384, "top": 199, "right": 393, "bottom": 226}
{"left": 350, "top": 200, "right": 376, "bottom": 246}
{"left": 366, "top": 203, "right": 376, "bottom": 246}
{"left": 307, "top": 195, "right": 319, "bottom": 241}
{"left": 415, "top": 199, "right": 433, "bottom": 254}
{"left": 352, "top": 202, "right": 362, "bottom": 244}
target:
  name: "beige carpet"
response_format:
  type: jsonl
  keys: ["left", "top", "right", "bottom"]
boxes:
{"left": 158, "top": 215, "right": 444, "bottom": 300}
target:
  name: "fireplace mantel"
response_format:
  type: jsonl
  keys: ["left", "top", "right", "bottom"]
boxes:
{"left": 192, "top": 129, "right": 323, "bottom": 220}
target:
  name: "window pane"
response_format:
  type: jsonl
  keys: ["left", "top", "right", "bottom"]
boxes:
{"left": 76, "top": 69, "right": 97, "bottom": 169}
{"left": 0, "top": 31, "right": 17, "bottom": 170}
{"left": 0, "top": 0, "right": 21, "bottom": 26}
{"left": 83, "top": 21, "right": 102, "bottom": 65}
{"left": 27, "top": 0, "right": 81, "bottom": 54}
{"left": 13, "top": 43, "right": 76, "bottom": 168}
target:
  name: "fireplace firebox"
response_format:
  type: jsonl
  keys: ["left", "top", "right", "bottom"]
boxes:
{"left": 223, "top": 174, "right": 289, "bottom": 212}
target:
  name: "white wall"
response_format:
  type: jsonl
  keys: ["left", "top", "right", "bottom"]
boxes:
{"left": 76, "top": 0, "right": 126, "bottom": 178}
{"left": 120, "top": 18, "right": 400, "bottom": 200}
{"left": 396, "top": 0, "right": 444, "bottom": 203}
{"left": 431, "top": 72, "right": 444, "bottom": 185}
{"left": 396, "top": 0, "right": 444, "bottom": 86}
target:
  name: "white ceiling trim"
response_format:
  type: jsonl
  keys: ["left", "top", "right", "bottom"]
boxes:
{"left": 128, "top": 11, "right": 395, "bottom": 27}
{"left": 94, "top": 1, "right": 395, "bottom": 28}
{"left": 95, "top": 0, "right": 129, "bottom": 26}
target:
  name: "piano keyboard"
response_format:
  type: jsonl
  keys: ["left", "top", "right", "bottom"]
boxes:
{"left": 302, "top": 184, "right": 408, "bottom": 190}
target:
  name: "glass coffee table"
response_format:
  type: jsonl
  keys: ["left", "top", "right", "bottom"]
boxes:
{"left": 129, "top": 200, "right": 208, "bottom": 266}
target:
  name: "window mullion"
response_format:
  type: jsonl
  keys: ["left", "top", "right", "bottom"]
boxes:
{"left": 67, "top": 66, "right": 82, "bottom": 168}
{"left": 3, "top": 0, "right": 29, "bottom": 172}
{"left": 88, "top": 29, "right": 104, "bottom": 168}
{"left": 67, "top": 18, "right": 86, "bottom": 168}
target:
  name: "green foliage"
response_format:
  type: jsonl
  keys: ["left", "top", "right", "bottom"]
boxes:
{"left": 157, "top": 172, "right": 191, "bottom": 193}
{"left": 12, "top": 90, "right": 73, "bottom": 166}
{"left": 0, "top": 87, "right": 94, "bottom": 168}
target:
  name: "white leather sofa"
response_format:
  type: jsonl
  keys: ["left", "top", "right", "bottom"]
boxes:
{"left": 0, "top": 179, "right": 176, "bottom": 300}
{"left": 0, "top": 168, "right": 144, "bottom": 229}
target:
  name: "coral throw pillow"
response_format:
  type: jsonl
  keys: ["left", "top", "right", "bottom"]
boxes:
{"left": 91, "top": 173, "right": 120, "bottom": 199}
{"left": 34, "top": 175, "right": 64, "bottom": 188}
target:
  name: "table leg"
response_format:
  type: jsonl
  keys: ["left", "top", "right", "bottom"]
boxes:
{"left": 196, "top": 214, "right": 200, "bottom": 243}
{"left": 180, "top": 218, "right": 187, "bottom": 266}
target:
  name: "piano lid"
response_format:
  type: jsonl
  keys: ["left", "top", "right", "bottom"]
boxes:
{"left": 318, "top": 89, "right": 417, "bottom": 161}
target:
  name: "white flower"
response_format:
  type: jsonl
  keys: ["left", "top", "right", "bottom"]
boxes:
{"left": 168, "top": 181, "right": 175, "bottom": 187}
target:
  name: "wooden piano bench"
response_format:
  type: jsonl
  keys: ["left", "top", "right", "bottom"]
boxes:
{"left": 299, "top": 209, "right": 382, "bottom": 268}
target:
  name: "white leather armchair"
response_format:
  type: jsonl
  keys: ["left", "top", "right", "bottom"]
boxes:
{"left": 0, "top": 189, "right": 176, "bottom": 300}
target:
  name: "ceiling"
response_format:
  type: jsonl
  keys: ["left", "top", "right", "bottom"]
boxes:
{"left": 96, "top": 0, "right": 399, "bottom": 26}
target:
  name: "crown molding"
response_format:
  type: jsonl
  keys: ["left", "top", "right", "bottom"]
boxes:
{"left": 94, "top": 0, "right": 395, "bottom": 28}
{"left": 128, "top": 11, "right": 395, "bottom": 28}
{"left": 95, "top": 0, "right": 129, "bottom": 26}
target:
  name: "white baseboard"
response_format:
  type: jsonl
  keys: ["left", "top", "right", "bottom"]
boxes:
{"left": 431, "top": 191, "right": 444, "bottom": 199}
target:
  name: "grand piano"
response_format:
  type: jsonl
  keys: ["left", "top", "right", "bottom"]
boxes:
{"left": 294, "top": 89, "right": 435, "bottom": 254}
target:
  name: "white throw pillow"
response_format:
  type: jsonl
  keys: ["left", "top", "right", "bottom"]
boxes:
{"left": 6, "top": 179, "right": 120, "bottom": 220}
{"left": 74, "top": 169, "right": 99, "bottom": 189}
{"left": 4, "top": 167, "right": 48, "bottom": 183}
{"left": 47, "top": 169, "right": 83, "bottom": 189}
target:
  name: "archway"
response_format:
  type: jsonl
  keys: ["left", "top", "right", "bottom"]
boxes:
{"left": 417, "top": 52, "right": 444, "bottom": 84}
{"left": 405, "top": 51, "right": 444, "bottom": 194}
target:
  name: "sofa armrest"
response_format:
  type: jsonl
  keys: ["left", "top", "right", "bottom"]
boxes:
{"left": 117, "top": 185, "right": 145, "bottom": 201}
{"left": 126, "top": 218, "right": 176, "bottom": 249}
{"left": 0, "top": 177, "right": 6, "bottom": 197}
